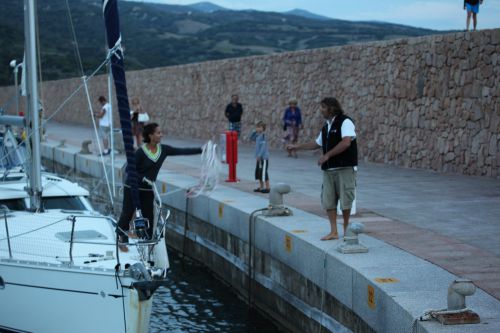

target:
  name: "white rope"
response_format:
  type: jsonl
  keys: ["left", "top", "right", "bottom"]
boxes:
{"left": 419, "top": 307, "right": 472, "bottom": 321}
{"left": 187, "top": 140, "right": 221, "bottom": 198}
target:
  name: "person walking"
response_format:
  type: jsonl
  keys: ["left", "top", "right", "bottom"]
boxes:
{"left": 96, "top": 96, "right": 112, "bottom": 155}
{"left": 250, "top": 121, "right": 270, "bottom": 193}
{"left": 464, "top": 0, "right": 484, "bottom": 31}
{"left": 117, "top": 123, "right": 202, "bottom": 251}
{"left": 287, "top": 97, "right": 357, "bottom": 241}
{"left": 224, "top": 94, "right": 243, "bottom": 138}
{"left": 282, "top": 99, "right": 303, "bottom": 158}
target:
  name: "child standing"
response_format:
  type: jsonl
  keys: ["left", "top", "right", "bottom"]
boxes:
{"left": 250, "top": 121, "right": 270, "bottom": 193}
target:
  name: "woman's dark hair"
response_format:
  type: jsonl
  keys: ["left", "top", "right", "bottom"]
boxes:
{"left": 321, "top": 97, "right": 344, "bottom": 117}
{"left": 142, "top": 122, "right": 159, "bottom": 143}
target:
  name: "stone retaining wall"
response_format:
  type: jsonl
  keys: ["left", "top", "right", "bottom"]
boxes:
{"left": 1, "top": 29, "right": 499, "bottom": 177}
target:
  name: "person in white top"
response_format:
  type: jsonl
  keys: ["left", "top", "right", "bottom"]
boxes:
{"left": 287, "top": 97, "right": 358, "bottom": 241}
{"left": 96, "top": 96, "right": 112, "bottom": 155}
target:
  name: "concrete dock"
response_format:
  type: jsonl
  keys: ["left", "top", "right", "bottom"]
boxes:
{"left": 44, "top": 121, "right": 500, "bottom": 332}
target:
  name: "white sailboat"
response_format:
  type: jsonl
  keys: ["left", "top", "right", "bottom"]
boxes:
{"left": 0, "top": 1, "right": 169, "bottom": 332}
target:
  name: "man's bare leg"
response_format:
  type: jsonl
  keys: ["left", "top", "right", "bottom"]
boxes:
{"left": 322, "top": 209, "right": 339, "bottom": 240}
{"left": 342, "top": 209, "right": 351, "bottom": 236}
{"left": 466, "top": 12, "right": 471, "bottom": 31}
{"left": 473, "top": 13, "right": 477, "bottom": 31}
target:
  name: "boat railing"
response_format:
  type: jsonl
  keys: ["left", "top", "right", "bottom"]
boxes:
{"left": 0, "top": 211, "right": 113, "bottom": 264}
{"left": 0, "top": 210, "right": 73, "bottom": 263}
{"left": 0, "top": 206, "right": 170, "bottom": 267}
{"left": 1, "top": 206, "right": 13, "bottom": 259}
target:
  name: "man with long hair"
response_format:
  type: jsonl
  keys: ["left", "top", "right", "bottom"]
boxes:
{"left": 287, "top": 97, "right": 358, "bottom": 240}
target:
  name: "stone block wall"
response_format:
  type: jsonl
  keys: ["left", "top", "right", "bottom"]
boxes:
{"left": 1, "top": 29, "right": 499, "bottom": 177}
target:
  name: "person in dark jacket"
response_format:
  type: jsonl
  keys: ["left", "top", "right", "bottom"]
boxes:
{"left": 464, "top": 0, "right": 483, "bottom": 31}
{"left": 117, "top": 123, "right": 202, "bottom": 250}
{"left": 287, "top": 97, "right": 357, "bottom": 241}
{"left": 224, "top": 94, "right": 243, "bottom": 138}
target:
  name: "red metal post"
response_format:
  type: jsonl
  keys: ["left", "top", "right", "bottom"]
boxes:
{"left": 225, "top": 130, "right": 238, "bottom": 182}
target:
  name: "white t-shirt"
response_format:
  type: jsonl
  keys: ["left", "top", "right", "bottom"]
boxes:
{"left": 315, "top": 116, "right": 356, "bottom": 146}
{"left": 99, "top": 103, "right": 112, "bottom": 127}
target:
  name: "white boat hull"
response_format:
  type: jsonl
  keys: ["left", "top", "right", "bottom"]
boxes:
{"left": 0, "top": 260, "right": 152, "bottom": 333}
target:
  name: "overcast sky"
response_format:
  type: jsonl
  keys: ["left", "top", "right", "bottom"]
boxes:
{"left": 142, "top": 0, "right": 500, "bottom": 31}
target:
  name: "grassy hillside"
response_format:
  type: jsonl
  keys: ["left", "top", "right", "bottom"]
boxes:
{"left": 0, "top": 0, "right": 440, "bottom": 87}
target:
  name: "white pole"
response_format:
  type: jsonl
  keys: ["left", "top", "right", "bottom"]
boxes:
{"left": 13, "top": 65, "right": 19, "bottom": 116}
{"left": 107, "top": 62, "right": 116, "bottom": 197}
{"left": 25, "top": 0, "right": 43, "bottom": 211}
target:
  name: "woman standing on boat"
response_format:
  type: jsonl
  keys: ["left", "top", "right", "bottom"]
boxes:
{"left": 117, "top": 123, "right": 202, "bottom": 248}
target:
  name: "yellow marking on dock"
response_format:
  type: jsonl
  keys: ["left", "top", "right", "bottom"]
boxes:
{"left": 374, "top": 277, "right": 399, "bottom": 284}
{"left": 368, "top": 285, "right": 376, "bottom": 309}
{"left": 162, "top": 183, "right": 167, "bottom": 193}
{"left": 218, "top": 203, "right": 224, "bottom": 219}
{"left": 291, "top": 230, "right": 307, "bottom": 234}
{"left": 285, "top": 235, "right": 292, "bottom": 252}
{"left": 223, "top": 200, "right": 235, "bottom": 203}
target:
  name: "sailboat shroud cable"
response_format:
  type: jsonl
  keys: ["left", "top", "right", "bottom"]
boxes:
{"left": 0, "top": 0, "right": 110, "bottom": 168}
{"left": 64, "top": 0, "right": 85, "bottom": 77}
{"left": 81, "top": 76, "right": 114, "bottom": 206}
{"left": 1, "top": 0, "right": 124, "bottom": 171}
{"left": 0, "top": 56, "right": 109, "bottom": 168}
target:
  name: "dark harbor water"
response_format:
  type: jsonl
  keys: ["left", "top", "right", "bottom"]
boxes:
{"left": 150, "top": 249, "right": 280, "bottom": 333}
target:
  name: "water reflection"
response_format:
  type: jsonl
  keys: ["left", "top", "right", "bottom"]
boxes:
{"left": 150, "top": 249, "right": 280, "bottom": 333}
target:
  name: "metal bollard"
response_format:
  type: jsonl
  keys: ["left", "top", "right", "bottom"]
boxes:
{"left": 425, "top": 279, "right": 481, "bottom": 325}
{"left": 79, "top": 140, "right": 92, "bottom": 154}
{"left": 263, "top": 183, "right": 293, "bottom": 217}
{"left": 336, "top": 222, "right": 368, "bottom": 254}
{"left": 448, "top": 279, "right": 476, "bottom": 311}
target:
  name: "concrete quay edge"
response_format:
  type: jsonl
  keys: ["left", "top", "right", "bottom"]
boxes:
{"left": 40, "top": 140, "right": 500, "bottom": 333}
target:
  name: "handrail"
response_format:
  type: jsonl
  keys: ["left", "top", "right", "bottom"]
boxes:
{"left": 2, "top": 208, "right": 12, "bottom": 259}
{"left": 68, "top": 216, "right": 76, "bottom": 264}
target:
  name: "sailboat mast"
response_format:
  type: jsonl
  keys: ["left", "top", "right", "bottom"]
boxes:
{"left": 24, "top": 0, "right": 43, "bottom": 211}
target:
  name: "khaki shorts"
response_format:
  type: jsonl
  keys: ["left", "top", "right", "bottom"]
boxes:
{"left": 321, "top": 167, "right": 357, "bottom": 210}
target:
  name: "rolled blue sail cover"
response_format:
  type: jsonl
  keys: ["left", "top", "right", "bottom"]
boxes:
{"left": 102, "top": 0, "right": 140, "bottom": 209}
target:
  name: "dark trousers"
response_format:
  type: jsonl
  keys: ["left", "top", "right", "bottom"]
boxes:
{"left": 117, "top": 186, "right": 154, "bottom": 242}
{"left": 255, "top": 159, "right": 269, "bottom": 181}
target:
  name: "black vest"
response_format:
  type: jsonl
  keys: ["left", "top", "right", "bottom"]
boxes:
{"left": 321, "top": 115, "right": 358, "bottom": 170}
